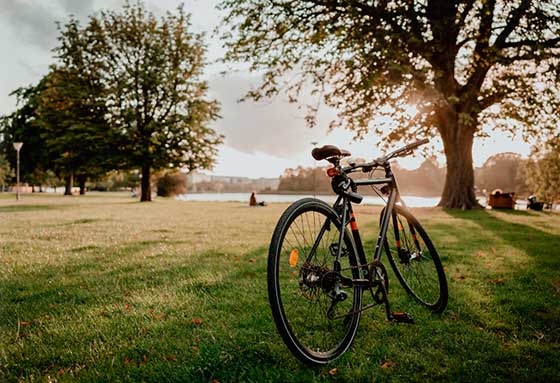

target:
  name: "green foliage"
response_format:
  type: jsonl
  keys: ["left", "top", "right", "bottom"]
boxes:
{"left": 524, "top": 136, "right": 560, "bottom": 204}
{"left": 475, "top": 152, "right": 527, "bottom": 195}
{"left": 0, "top": 1, "right": 222, "bottom": 200}
{"left": 64, "top": 1, "right": 223, "bottom": 200}
{"left": 220, "top": 0, "right": 560, "bottom": 141}
{"left": 0, "top": 154, "right": 13, "bottom": 187}
{"left": 156, "top": 172, "right": 187, "bottom": 197}
{"left": 0, "top": 86, "right": 52, "bottom": 187}
{"left": 90, "top": 171, "right": 141, "bottom": 192}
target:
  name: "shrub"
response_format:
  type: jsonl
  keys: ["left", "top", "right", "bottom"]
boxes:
{"left": 156, "top": 172, "right": 187, "bottom": 197}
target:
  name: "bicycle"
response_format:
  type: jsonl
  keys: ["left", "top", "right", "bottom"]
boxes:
{"left": 267, "top": 139, "right": 448, "bottom": 365}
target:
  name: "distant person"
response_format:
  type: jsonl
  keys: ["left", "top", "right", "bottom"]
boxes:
{"left": 249, "top": 192, "right": 266, "bottom": 207}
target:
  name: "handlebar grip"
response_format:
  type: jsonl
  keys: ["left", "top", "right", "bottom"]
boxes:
{"left": 404, "top": 138, "right": 429, "bottom": 152}
{"left": 344, "top": 190, "right": 363, "bottom": 204}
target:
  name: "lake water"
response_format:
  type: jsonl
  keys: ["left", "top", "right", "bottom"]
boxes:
{"left": 176, "top": 192, "right": 442, "bottom": 207}
{"left": 175, "top": 193, "right": 550, "bottom": 210}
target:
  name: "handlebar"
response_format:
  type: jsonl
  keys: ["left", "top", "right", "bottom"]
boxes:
{"left": 341, "top": 138, "right": 430, "bottom": 174}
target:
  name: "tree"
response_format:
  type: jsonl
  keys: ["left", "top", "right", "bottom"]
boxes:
{"left": 476, "top": 152, "right": 525, "bottom": 194}
{"left": 524, "top": 136, "right": 560, "bottom": 206}
{"left": 0, "top": 154, "right": 13, "bottom": 191}
{"left": 37, "top": 67, "right": 117, "bottom": 196}
{"left": 221, "top": 0, "right": 560, "bottom": 208}
{"left": 0, "top": 85, "right": 52, "bottom": 190}
{"left": 74, "top": 1, "right": 222, "bottom": 201}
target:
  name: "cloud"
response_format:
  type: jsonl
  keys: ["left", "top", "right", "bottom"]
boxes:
{"left": 208, "top": 73, "right": 335, "bottom": 160}
{"left": 0, "top": 0, "right": 98, "bottom": 51}
{"left": 0, "top": 0, "right": 60, "bottom": 49}
{"left": 58, "top": 0, "right": 95, "bottom": 16}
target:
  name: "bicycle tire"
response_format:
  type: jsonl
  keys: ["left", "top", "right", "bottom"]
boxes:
{"left": 268, "top": 198, "right": 362, "bottom": 365}
{"left": 382, "top": 205, "right": 448, "bottom": 313}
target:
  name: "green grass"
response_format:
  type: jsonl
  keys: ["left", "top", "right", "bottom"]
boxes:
{"left": 1, "top": 192, "right": 559, "bottom": 382}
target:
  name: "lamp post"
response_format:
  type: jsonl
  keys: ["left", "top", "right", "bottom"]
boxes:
{"left": 311, "top": 141, "right": 318, "bottom": 198}
{"left": 13, "top": 142, "right": 23, "bottom": 201}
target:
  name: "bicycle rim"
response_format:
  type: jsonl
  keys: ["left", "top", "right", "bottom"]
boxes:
{"left": 384, "top": 206, "right": 448, "bottom": 312}
{"left": 268, "top": 198, "right": 362, "bottom": 365}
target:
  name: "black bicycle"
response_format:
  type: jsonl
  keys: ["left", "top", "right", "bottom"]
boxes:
{"left": 267, "top": 139, "right": 448, "bottom": 365}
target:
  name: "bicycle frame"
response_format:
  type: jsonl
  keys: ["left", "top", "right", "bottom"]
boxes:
{"left": 332, "top": 173, "right": 401, "bottom": 269}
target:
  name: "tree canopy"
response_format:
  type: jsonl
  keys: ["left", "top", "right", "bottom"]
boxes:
{"left": 74, "top": 1, "right": 222, "bottom": 201}
{"left": 524, "top": 135, "right": 560, "bottom": 205}
{"left": 0, "top": 1, "right": 223, "bottom": 200}
{"left": 220, "top": 0, "right": 560, "bottom": 208}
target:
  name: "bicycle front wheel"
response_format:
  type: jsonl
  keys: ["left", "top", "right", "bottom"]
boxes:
{"left": 268, "top": 198, "right": 362, "bottom": 365}
{"left": 383, "top": 206, "right": 448, "bottom": 313}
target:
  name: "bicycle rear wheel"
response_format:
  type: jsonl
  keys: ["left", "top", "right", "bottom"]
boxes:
{"left": 268, "top": 198, "right": 362, "bottom": 365}
{"left": 383, "top": 206, "right": 448, "bottom": 313}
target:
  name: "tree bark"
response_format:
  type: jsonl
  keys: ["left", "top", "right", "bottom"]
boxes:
{"left": 64, "top": 172, "right": 74, "bottom": 196}
{"left": 438, "top": 117, "right": 481, "bottom": 209}
{"left": 140, "top": 163, "right": 151, "bottom": 202}
{"left": 78, "top": 175, "right": 87, "bottom": 195}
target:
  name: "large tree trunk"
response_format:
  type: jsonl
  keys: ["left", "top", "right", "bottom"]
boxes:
{"left": 140, "top": 163, "right": 151, "bottom": 202}
{"left": 64, "top": 172, "right": 74, "bottom": 196}
{"left": 78, "top": 175, "right": 87, "bottom": 195}
{"left": 438, "top": 118, "right": 480, "bottom": 209}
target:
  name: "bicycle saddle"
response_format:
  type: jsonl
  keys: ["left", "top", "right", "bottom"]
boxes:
{"left": 311, "top": 145, "right": 351, "bottom": 161}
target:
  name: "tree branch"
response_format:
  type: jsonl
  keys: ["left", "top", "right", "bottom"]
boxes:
{"left": 493, "top": 1, "right": 531, "bottom": 48}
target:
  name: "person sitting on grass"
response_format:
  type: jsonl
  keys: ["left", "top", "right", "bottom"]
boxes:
{"left": 250, "top": 192, "right": 266, "bottom": 207}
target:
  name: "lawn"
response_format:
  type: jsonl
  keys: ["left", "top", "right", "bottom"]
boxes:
{"left": 1, "top": 193, "right": 559, "bottom": 382}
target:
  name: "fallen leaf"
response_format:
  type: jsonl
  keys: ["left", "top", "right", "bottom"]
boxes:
{"left": 57, "top": 368, "right": 66, "bottom": 376}
{"left": 141, "top": 355, "right": 148, "bottom": 364}
{"left": 153, "top": 312, "right": 167, "bottom": 320}
{"left": 123, "top": 357, "right": 132, "bottom": 365}
{"left": 488, "top": 278, "right": 505, "bottom": 285}
{"left": 124, "top": 303, "right": 131, "bottom": 310}
{"left": 249, "top": 258, "right": 256, "bottom": 263}
{"left": 19, "top": 321, "right": 31, "bottom": 327}
{"left": 491, "top": 247, "right": 497, "bottom": 254}
{"left": 192, "top": 318, "right": 202, "bottom": 325}
{"left": 381, "top": 360, "right": 396, "bottom": 369}
{"left": 191, "top": 346, "right": 199, "bottom": 352}
{"left": 452, "top": 274, "right": 466, "bottom": 281}
{"left": 234, "top": 256, "right": 241, "bottom": 262}
{"left": 552, "top": 280, "right": 560, "bottom": 293}
{"left": 328, "top": 368, "right": 337, "bottom": 375}
{"left": 212, "top": 379, "right": 221, "bottom": 383}
{"left": 476, "top": 251, "right": 486, "bottom": 257}
{"left": 165, "top": 355, "right": 177, "bottom": 361}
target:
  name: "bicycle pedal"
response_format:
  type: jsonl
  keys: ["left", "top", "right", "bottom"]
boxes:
{"left": 390, "top": 311, "right": 414, "bottom": 324}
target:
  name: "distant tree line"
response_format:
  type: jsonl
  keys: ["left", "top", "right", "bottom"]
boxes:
{"left": 278, "top": 159, "right": 445, "bottom": 197}
{"left": 0, "top": 1, "right": 222, "bottom": 201}
{"left": 278, "top": 144, "right": 560, "bottom": 204}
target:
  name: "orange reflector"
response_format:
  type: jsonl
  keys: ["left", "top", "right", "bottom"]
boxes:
{"left": 350, "top": 213, "right": 358, "bottom": 231}
{"left": 397, "top": 222, "right": 404, "bottom": 231}
{"left": 326, "top": 167, "right": 339, "bottom": 177}
{"left": 289, "top": 248, "right": 299, "bottom": 267}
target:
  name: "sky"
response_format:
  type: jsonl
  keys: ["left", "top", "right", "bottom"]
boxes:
{"left": 0, "top": 0, "right": 534, "bottom": 178}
